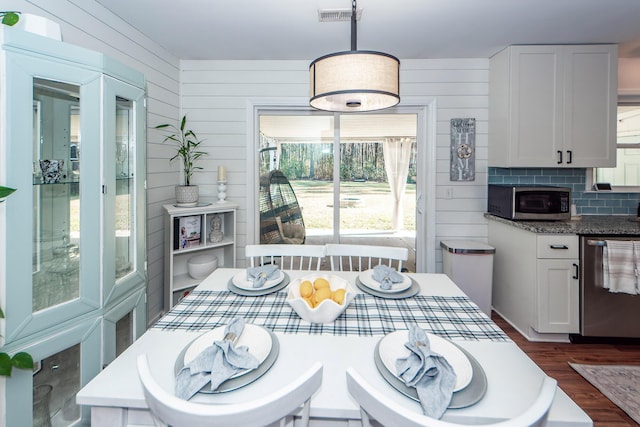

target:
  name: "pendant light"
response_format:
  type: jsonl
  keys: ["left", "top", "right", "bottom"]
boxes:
{"left": 309, "top": 0, "right": 400, "bottom": 112}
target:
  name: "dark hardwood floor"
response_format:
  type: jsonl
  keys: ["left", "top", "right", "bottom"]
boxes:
{"left": 492, "top": 312, "right": 640, "bottom": 426}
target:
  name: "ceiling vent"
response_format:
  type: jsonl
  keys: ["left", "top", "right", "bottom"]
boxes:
{"left": 318, "top": 8, "right": 362, "bottom": 22}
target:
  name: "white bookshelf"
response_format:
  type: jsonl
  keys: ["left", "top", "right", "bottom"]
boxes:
{"left": 163, "top": 203, "right": 238, "bottom": 310}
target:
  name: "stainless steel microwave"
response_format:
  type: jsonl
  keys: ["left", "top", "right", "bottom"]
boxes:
{"left": 487, "top": 185, "right": 571, "bottom": 221}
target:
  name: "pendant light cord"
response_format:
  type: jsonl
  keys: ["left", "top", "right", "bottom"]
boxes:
{"left": 351, "top": 0, "right": 357, "bottom": 51}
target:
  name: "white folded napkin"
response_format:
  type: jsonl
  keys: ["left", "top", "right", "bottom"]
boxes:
{"left": 175, "top": 317, "right": 260, "bottom": 400}
{"left": 246, "top": 264, "right": 280, "bottom": 288}
{"left": 372, "top": 265, "right": 404, "bottom": 290}
{"left": 395, "top": 324, "right": 457, "bottom": 419}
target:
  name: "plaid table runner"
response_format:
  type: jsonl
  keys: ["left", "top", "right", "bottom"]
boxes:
{"left": 153, "top": 290, "right": 509, "bottom": 342}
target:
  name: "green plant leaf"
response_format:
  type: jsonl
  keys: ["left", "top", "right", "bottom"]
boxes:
{"left": 0, "top": 186, "right": 16, "bottom": 199}
{"left": 11, "top": 352, "right": 34, "bottom": 370}
{"left": 156, "top": 115, "right": 207, "bottom": 186}
{"left": 1, "top": 12, "right": 20, "bottom": 26}
{"left": 0, "top": 353, "right": 12, "bottom": 376}
{"left": 0, "top": 306, "right": 4, "bottom": 318}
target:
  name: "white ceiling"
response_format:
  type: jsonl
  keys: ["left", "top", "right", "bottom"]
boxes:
{"left": 97, "top": 0, "right": 640, "bottom": 60}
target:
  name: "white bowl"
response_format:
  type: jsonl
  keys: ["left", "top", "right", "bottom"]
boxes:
{"left": 187, "top": 254, "right": 218, "bottom": 279}
{"left": 287, "top": 274, "right": 356, "bottom": 324}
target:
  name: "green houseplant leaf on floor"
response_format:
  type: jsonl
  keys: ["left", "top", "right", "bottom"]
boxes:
{"left": 156, "top": 115, "right": 207, "bottom": 206}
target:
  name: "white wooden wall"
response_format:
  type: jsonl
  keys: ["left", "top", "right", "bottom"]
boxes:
{"left": 17, "top": 0, "right": 181, "bottom": 324}
{"left": 7, "top": 3, "right": 491, "bottom": 322}
{"left": 181, "top": 58, "right": 490, "bottom": 276}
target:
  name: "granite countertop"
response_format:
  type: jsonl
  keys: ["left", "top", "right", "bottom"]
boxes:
{"left": 484, "top": 213, "right": 640, "bottom": 235}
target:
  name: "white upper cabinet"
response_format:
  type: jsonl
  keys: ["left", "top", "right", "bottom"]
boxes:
{"left": 489, "top": 45, "right": 617, "bottom": 167}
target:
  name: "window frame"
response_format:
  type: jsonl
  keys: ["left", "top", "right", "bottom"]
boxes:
{"left": 589, "top": 96, "right": 640, "bottom": 192}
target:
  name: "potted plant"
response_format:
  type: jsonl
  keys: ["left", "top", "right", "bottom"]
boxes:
{"left": 156, "top": 115, "right": 207, "bottom": 207}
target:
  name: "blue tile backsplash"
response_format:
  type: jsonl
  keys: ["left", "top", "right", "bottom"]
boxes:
{"left": 488, "top": 168, "right": 640, "bottom": 215}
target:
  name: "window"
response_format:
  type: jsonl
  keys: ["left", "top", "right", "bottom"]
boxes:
{"left": 592, "top": 101, "right": 640, "bottom": 190}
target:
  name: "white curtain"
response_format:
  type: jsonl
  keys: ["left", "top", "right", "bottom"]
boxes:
{"left": 383, "top": 138, "right": 412, "bottom": 230}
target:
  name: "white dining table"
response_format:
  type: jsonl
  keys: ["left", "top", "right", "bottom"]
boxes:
{"left": 76, "top": 268, "right": 592, "bottom": 426}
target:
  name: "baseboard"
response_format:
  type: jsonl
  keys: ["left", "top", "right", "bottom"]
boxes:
{"left": 569, "top": 334, "right": 640, "bottom": 345}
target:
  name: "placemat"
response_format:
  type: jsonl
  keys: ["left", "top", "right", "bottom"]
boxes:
{"left": 153, "top": 290, "right": 509, "bottom": 342}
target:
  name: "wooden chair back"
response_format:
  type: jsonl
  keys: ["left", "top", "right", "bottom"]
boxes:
{"left": 325, "top": 244, "right": 409, "bottom": 272}
{"left": 346, "top": 367, "right": 557, "bottom": 427}
{"left": 137, "top": 354, "right": 323, "bottom": 427}
{"left": 245, "top": 244, "right": 326, "bottom": 271}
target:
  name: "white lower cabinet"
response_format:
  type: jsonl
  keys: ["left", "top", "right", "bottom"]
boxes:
{"left": 489, "top": 220, "right": 579, "bottom": 341}
{"left": 535, "top": 259, "right": 580, "bottom": 334}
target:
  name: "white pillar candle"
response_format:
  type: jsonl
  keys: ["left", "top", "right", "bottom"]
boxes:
{"left": 217, "top": 166, "right": 227, "bottom": 182}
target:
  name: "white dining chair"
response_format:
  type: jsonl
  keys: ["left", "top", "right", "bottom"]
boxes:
{"left": 326, "top": 243, "right": 409, "bottom": 272}
{"left": 137, "top": 354, "right": 323, "bottom": 427}
{"left": 245, "top": 244, "right": 326, "bottom": 271}
{"left": 346, "top": 367, "right": 557, "bottom": 427}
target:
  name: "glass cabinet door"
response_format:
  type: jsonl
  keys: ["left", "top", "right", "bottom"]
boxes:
{"left": 102, "top": 76, "right": 146, "bottom": 305}
{"left": 32, "top": 78, "right": 82, "bottom": 312}
{"left": 4, "top": 50, "right": 102, "bottom": 342}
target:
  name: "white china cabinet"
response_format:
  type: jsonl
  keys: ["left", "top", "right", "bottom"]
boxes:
{"left": 0, "top": 27, "right": 146, "bottom": 426}
{"left": 489, "top": 44, "right": 617, "bottom": 167}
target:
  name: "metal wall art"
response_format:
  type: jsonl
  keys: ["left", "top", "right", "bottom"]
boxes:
{"left": 450, "top": 118, "right": 475, "bottom": 181}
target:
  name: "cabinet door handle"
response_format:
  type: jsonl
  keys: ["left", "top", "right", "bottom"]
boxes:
{"left": 549, "top": 244, "right": 569, "bottom": 250}
{"left": 557, "top": 150, "right": 563, "bottom": 164}
{"left": 566, "top": 150, "right": 572, "bottom": 164}
{"left": 573, "top": 263, "right": 579, "bottom": 280}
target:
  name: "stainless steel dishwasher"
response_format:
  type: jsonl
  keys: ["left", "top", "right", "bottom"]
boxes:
{"left": 578, "top": 235, "right": 640, "bottom": 339}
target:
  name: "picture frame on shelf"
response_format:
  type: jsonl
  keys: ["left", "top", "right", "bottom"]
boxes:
{"left": 173, "top": 215, "right": 201, "bottom": 250}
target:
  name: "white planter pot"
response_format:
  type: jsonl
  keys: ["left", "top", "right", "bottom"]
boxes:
{"left": 175, "top": 185, "right": 198, "bottom": 207}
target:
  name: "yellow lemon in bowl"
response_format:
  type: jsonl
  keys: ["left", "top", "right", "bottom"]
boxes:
{"left": 332, "top": 288, "right": 346, "bottom": 305}
{"left": 313, "top": 286, "right": 332, "bottom": 305}
{"left": 299, "top": 280, "right": 314, "bottom": 298}
{"left": 313, "top": 277, "right": 330, "bottom": 290}
{"left": 303, "top": 296, "right": 315, "bottom": 309}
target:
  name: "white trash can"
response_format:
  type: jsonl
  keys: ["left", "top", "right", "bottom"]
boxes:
{"left": 440, "top": 240, "right": 495, "bottom": 317}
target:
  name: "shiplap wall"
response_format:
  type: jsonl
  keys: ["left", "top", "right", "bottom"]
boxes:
{"left": 20, "top": 0, "right": 181, "bottom": 323}
{"left": 8, "top": 3, "right": 491, "bottom": 322}
{"left": 181, "top": 58, "right": 490, "bottom": 275}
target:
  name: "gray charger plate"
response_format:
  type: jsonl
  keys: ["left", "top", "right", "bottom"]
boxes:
{"left": 374, "top": 338, "right": 487, "bottom": 408}
{"left": 356, "top": 277, "right": 419, "bottom": 299}
{"left": 174, "top": 327, "right": 279, "bottom": 394}
{"left": 227, "top": 272, "right": 290, "bottom": 296}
